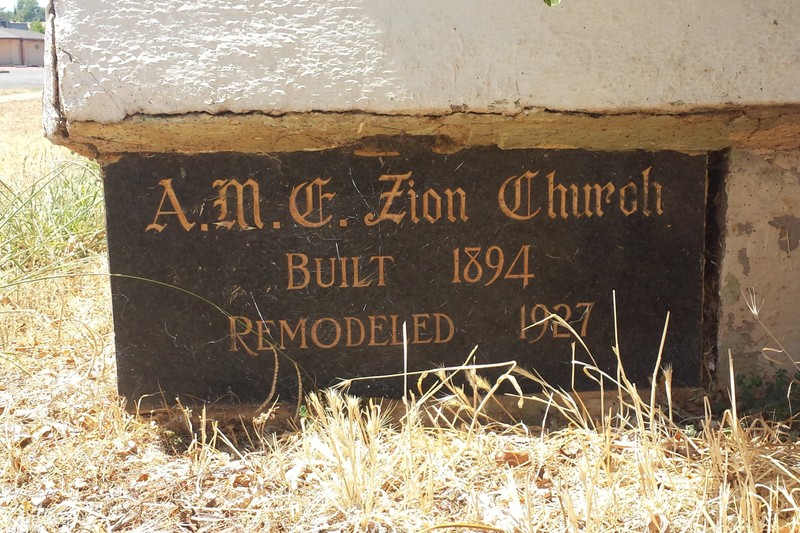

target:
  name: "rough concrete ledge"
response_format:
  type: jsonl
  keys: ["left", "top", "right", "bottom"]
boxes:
{"left": 46, "top": 0, "right": 800, "bottom": 158}
{"left": 50, "top": 106, "right": 800, "bottom": 160}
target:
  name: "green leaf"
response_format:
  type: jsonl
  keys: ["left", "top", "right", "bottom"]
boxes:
{"left": 543, "top": 0, "right": 562, "bottom": 5}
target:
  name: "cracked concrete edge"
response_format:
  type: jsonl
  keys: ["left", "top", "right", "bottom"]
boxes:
{"left": 47, "top": 105, "right": 800, "bottom": 162}
{"left": 42, "top": 0, "right": 68, "bottom": 142}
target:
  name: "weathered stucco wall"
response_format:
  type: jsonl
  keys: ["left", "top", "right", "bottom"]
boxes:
{"left": 45, "top": 0, "right": 800, "bottom": 389}
{"left": 718, "top": 150, "right": 800, "bottom": 380}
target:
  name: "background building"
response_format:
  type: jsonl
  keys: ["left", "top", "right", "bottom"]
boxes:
{"left": 0, "top": 20, "right": 44, "bottom": 66}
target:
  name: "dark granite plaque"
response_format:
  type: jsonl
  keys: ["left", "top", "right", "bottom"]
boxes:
{"left": 103, "top": 147, "right": 707, "bottom": 408}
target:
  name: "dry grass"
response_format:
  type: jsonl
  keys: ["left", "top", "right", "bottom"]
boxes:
{"left": 1, "top": 97, "right": 799, "bottom": 532}
{"left": 0, "top": 96, "right": 63, "bottom": 184}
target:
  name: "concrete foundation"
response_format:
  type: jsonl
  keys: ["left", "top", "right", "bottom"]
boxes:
{"left": 44, "top": 0, "right": 800, "bottom": 393}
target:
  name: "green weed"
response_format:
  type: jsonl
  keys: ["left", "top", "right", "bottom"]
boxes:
{"left": 735, "top": 369, "right": 800, "bottom": 421}
{"left": 0, "top": 159, "right": 105, "bottom": 285}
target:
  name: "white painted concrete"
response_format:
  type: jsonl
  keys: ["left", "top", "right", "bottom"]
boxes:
{"left": 47, "top": 0, "right": 800, "bottom": 124}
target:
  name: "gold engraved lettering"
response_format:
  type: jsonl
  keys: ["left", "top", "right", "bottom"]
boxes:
{"left": 422, "top": 190, "right": 442, "bottom": 223}
{"left": 462, "top": 247, "right": 483, "bottom": 283}
{"left": 369, "top": 315, "right": 390, "bottom": 346}
{"left": 499, "top": 168, "right": 664, "bottom": 221}
{"left": 289, "top": 177, "right": 336, "bottom": 228}
{"left": 641, "top": 167, "right": 663, "bottom": 216}
{"left": 547, "top": 171, "right": 571, "bottom": 220}
{"left": 257, "top": 320, "right": 275, "bottom": 351}
{"left": 433, "top": 313, "right": 455, "bottom": 344}
{"left": 316, "top": 258, "right": 336, "bottom": 288}
{"left": 520, "top": 302, "right": 595, "bottom": 343}
{"left": 551, "top": 303, "right": 573, "bottom": 338}
{"left": 498, "top": 171, "right": 541, "bottom": 221}
{"left": 212, "top": 178, "right": 264, "bottom": 230}
{"left": 408, "top": 179, "right": 419, "bottom": 224}
{"left": 286, "top": 253, "right": 394, "bottom": 290}
{"left": 229, "top": 312, "right": 455, "bottom": 351}
{"left": 351, "top": 257, "right": 370, "bottom": 288}
{"left": 310, "top": 317, "right": 341, "bottom": 349}
{"left": 279, "top": 319, "right": 308, "bottom": 349}
{"left": 413, "top": 314, "right": 433, "bottom": 344}
{"left": 573, "top": 303, "right": 595, "bottom": 337}
{"left": 614, "top": 167, "right": 664, "bottom": 217}
{"left": 372, "top": 256, "right": 394, "bottom": 286}
{"left": 228, "top": 316, "right": 257, "bottom": 356}
{"left": 453, "top": 245, "right": 534, "bottom": 288}
{"left": 547, "top": 170, "right": 663, "bottom": 219}
{"left": 345, "top": 317, "right": 366, "bottom": 347}
{"left": 364, "top": 172, "right": 412, "bottom": 226}
{"left": 339, "top": 257, "right": 349, "bottom": 288}
{"left": 255, "top": 319, "right": 310, "bottom": 350}
{"left": 389, "top": 314, "right": 402, "bottom": 346}
{"left": 411, "top": 313, "right": 454, "bottom": 344}
{"left": 584, "top": 183, "right": 616, "bottom": 218}
{"left": 146, "top": 178, "right": 196, "bottom": 232}
{"left": 365, "top": 172, "right": 468, "bottom": 226}
{"left": 286, "top": 253, "right": 310, "bottom": 290}
{"left": 619, "top": 182, "right": 638, "bottom": 215}
{"left": 445, "top": 189, "right": 468, "bottom": 223}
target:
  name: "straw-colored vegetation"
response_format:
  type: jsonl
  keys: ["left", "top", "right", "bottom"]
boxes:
{"left": 1, "top": 93, "right": 799, "bottom": 532}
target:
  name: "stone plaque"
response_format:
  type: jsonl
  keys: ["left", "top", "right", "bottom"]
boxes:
{"left": 103, "top": 147, "right": 707, "bottom": 408}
